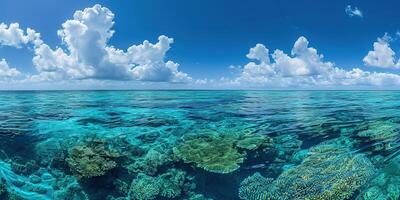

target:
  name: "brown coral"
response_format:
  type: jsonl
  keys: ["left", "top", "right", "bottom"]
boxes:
{"left": 66, "top": 139, "right": 121, "bottom": 179}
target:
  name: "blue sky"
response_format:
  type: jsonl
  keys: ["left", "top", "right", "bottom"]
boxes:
{"left": 1, "top": 0, "right": 400, "bottom": 89}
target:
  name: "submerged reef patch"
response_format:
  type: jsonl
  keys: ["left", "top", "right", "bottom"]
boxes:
{"left": 126, "top": 148, "right": 175, "bottom": 176}
{"left": 173, "top": 133, "right": 245, "bottom": 174}
{"left": 357, "top": 157, "right": 400, "bottom": 200}
{"left": 66, "top": 138, "right": 121, "bottom": 179}
{"left": 355, "top": 120, "right": 400, "bottom": 153}
{"left": 239, "top": 142, "right": 376, "bottom": 200}
{"left": 173, "top": 130, "right": 273, "bottom": 174}
{"left": 0, "top": 159, "right": 88, "bottom": 200}
{"left": 236, "top": 133, "right": 273, "bottom": 151}
{"left": 128, "top": 168, "right": 193, "bottom": 200}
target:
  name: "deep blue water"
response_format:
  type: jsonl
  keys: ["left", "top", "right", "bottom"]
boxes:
{"left": 0, "top": 91, "right": 399, "bottom": 200}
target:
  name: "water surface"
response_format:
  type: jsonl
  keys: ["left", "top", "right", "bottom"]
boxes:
{"left": 0, "top": 91, "right": 399, "bottom": 200}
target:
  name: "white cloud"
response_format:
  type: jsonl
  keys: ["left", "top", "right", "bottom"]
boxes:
{"left": 0, "top": 4, "right": 191, "bottom": 83}
{"left": 106, "top": 35, "right": 191, "bottom": 82}
{"left": 1, "top": 4, "right": 400, "bottom": 89}
{"left": 0, "top": 58, "right": 20, "bottom": 78}
{"left": 363, "top": 34, "right": 400, "bottom": 69}
{"left": 231, "top": 36, "right": 400, "bottom": 88}
{"left": 345, "top": 5, "right": 363, "bottom": 18}
{"left": 0, "top": 23, "right": 42, "bottom": 48}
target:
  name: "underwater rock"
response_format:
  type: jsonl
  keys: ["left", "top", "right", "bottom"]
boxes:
{"left": 128, "top": 168, "right": 190, "bottom": 200}
{"left": 66, "top": 139, "right": 121, "bottom": 179}
{"left": 239, "top": 143, "right": 376, "bottom": 200}
{"left": 173, "top": 133, "right": 245, "bottom": 174}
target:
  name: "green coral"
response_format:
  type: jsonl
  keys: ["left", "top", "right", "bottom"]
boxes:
{"left": 129, "top": 173, "right": 160, "bottom": 200}
{"left": 356, "top": 121, "right": 398, "bottom": 152}
{"left": 238, "top": 172, "right": 274, "bottom": 200}
{"left": 66, "top": 139, "right": 121, "bottom": 179}
{"left": 236, "top": 134, "right": 273, "bottom": 151}
{"left": 128, "top": 169, "right": 190, "bottom": 200}
{"left": 357, "top": 121, "right": 398, "bottom": 141}
{"left": 173, "top": 133, "right": 245, "bottom": 174}
{"left": 239, "top": 143, "right": 376, "bottom": 200}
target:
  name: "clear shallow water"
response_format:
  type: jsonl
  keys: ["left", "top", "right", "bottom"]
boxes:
{"left": 0, "top": 91, "right": 399, "bottom": 200}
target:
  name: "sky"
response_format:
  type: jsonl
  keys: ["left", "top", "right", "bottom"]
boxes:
{"left": 1, "top": 0, "right": 400, "bottom": 89}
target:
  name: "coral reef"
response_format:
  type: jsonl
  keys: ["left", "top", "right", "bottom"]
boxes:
{"left": 128, "top": 173, "right": 160, "bottom": 200}
{"left": 34, "top": 138, "right": 64, "bottom": 167}
{"left": 158, "top": 168, "right": 187, "bottom": 198}
{"left": 184, "top": 192, "right": 213, "bottom": 200}
{"left": 66, "top": 139, "right": 121, "bottom": 179}
{"left": 239, "top": 143, "right": 376, "bottom": 200}
{"left": 52, "top": 173, "right": 89, "bottom": 200}
{"left": 357, "top": 121, "right": 398, "bottom": 141}
{"left": 356, "top": 121, "right": 399, "bottom": 153}
{"left": 173, "top": 133, "right": 245, "bottom": 174}
{"left": 357, "top": 157, "right": 400, "bottom": 200}
{"left": 128, "top": 168, "right": 191, "bottom": 200}
{"left": 173, "top": 130, "right": 275, "bottom": 174}
{"left": 274, "top": 134, "right": 302, "bottom": 161}
{"left": 238, "top": 172, "right": 274, "bottom": 200}
{"left": 10, "top": 158, "right": 40, "bottom": 176}
{"left": 126, "top": 148, "right": 174, "bottom": 176}
{"left": 357, "top": 171, "right": 400, "bottom": 200}
{"left": 236, "top": 133, "right": 273, "bottom": 151}
{"left": 0, "top": 159, "right": 87, "bottom": 200}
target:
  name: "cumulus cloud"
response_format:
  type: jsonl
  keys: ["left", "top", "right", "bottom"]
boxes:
{"left": 345, "top": 5, "right": 363, "bottom": 18}
{"left": 363, "top": 34, "right": 400, "bottom": 69}
{"left": 0, "top": 4, "right": 191, "bottom": 83}
{"left": 231, "top": 36, "right": 400, "bottom": 88}
{"left": 0, "top": 59, "right": 20, "bottom": 78}
{"left": 0, "top": 23, "right": 42, "bottom": 48}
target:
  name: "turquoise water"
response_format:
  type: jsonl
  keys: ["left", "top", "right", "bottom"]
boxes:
{"left": 0, "top": 91, "right": 399, "bottom": 200}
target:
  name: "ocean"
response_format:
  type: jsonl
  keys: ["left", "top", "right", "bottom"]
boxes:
{"left": 0, "top": 90, "right": 399, "bottom": 200}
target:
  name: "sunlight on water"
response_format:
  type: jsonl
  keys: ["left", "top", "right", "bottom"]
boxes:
{"left": 0, "top": 91, "right": 399, "bottom": 200}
